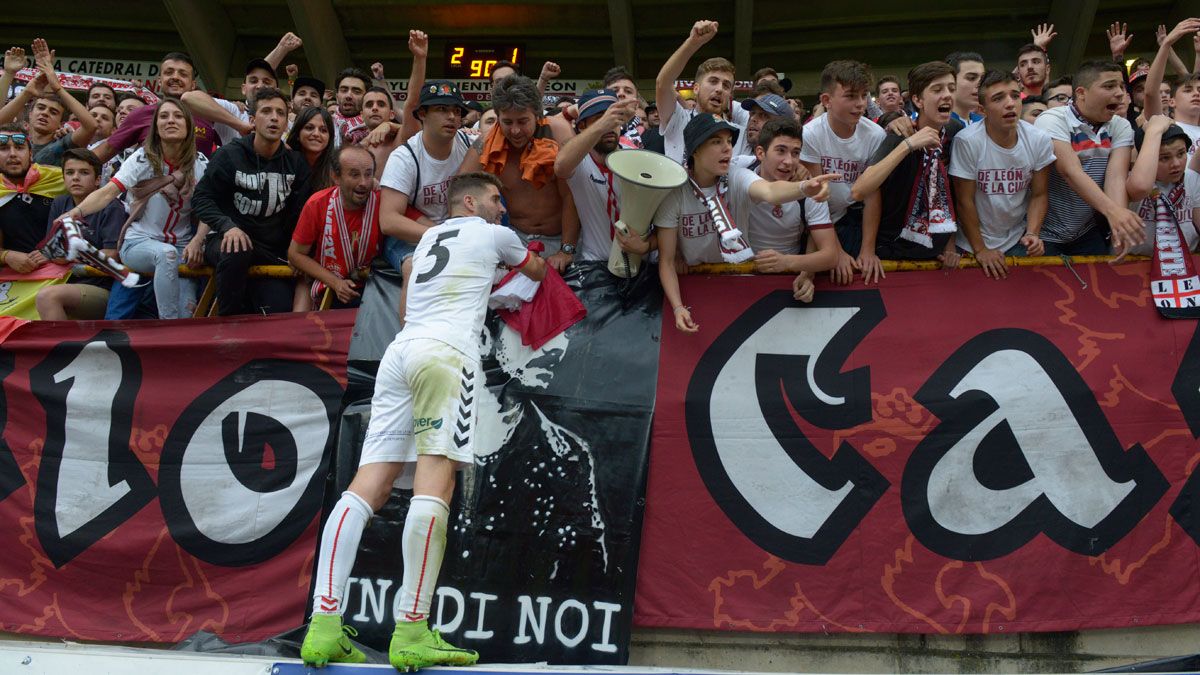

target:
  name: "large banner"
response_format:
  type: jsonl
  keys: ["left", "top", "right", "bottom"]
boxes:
{"left": 339, "top": 264, "right": 661, "bottom": 663}
{"left": 0, "top": 311, "right": 354, "bottom": 642}
{"left": 637, "top": 262, "right": 1200, "bottom": 634}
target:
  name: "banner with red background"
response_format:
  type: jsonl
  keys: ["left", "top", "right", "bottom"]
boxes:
{"left": 636, "top": 262, "right": 1200, "bottom": 634}
{"left": 0, "top": 311, "right": 354, "bottom": 642}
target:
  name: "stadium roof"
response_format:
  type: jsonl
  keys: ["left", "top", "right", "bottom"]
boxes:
{"left": 1, "top": 0, "right": 1196, "bottom": 99}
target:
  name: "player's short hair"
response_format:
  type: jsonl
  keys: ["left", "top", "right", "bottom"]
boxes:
{"left": 364, "top": 86, "right": 393, "bottom": 107}
{"left": 1016, "top": 43, "right": 1049, "bottom": 62}
{"left": 696, "top": 57, "right": 735, "bottom": 83}
{"left": 602, "top": 66, "right": 635, "bottom": 89}
{"left": 1075, "top": 60, "right": 1125, "bottom": 91}
{"left": 334, "top": 67, "right": 371, "bottom": 92}
{"left": 61, "top": 148, "right": 102, "bottom": 176}
{"left": 491, "top": 60, "right": 519, "bottom": 77}
{"left": 1048, "top": 75, "right": 1074, "bottom": 90}
{"left": 87, "top": 83, "right": 116, "bottom": 99}
{"left": 756, "top": 117, "right": 802, "bottom": 150}
{"left": 161, "top": 52, "right": 194, "bottom": 70}
{"left": 820, "top": 60, "right": 872, "bottom": 94}
{"left": 492, "top": 75, "right": 541, "bottom": 115}
{"left": 907, "top": 61, "right": 956, "bottom": 101}
{"left": 449, "top": 171, "right": 504, "bottom": 204}
{"left": 977, "top": 70, "right": 1021, "bottom": 103}
{"left": 248, "top": 87, "right": 288, "bottom": 114}
{"left": 875, "top": 76, "right": 900, "bottom": 96}
{"left": 945, "top": 51, "right": 984, "bottom": 75}
{"left": 1173, "top": 72, "right": 1200, "bottom": 96}
{"left": 331, "top": 144, "right": 375, "bottom": 174}
{"left": 752, "top": 80, "right": 786, "bottom": 96}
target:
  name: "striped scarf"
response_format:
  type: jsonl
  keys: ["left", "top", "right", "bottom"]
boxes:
{"left": 311, "top": 187, "right": 378, "bottom": 301}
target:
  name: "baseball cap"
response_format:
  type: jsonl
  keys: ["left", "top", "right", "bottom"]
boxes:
{"left": 1129, "top": 65, "right": 1151, "bottom": 84}
{"left": 292, "top": 76, "right": 326, "bottom": 97}
{"left": 1135, "top": 122, "right": 1193, "bottom": 152}
{"left": 576, "top": 88, "right": 619, "bottom": 123}
{"left": 414, "top": 79, "right": 470, "bottom": 119}
{"left": 741, "top": 93, "right": 791, "bottom": 117}
{"left": 245, "top": 58, "right": 275, "bottom": 78}
{"left": 683, "top": 113, "right": 740, "bottom": 159}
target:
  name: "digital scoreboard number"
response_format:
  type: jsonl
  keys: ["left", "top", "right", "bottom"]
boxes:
{"left": 444, "top": 44, "right": 524, "bottom": 79}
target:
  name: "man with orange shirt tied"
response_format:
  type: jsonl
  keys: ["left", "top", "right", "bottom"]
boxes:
{"left": 655, "top": 20, "right": 750, "bottom": 166}
{"left": 460, "top": 74, "right": 579, "bottom": 271}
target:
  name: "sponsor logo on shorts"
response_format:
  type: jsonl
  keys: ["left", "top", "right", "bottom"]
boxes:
{"left": 414, "top": 417, "right": 443, "bottom": 435}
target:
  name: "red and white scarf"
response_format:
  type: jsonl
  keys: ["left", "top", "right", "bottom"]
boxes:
{"left": 690, "top": 176, "right": 753, "bottom": 263}
{"left": 311, "top": 188, "right": 377, "bottom": 301}
{"left": 1149, "top": 185, "right": 1200, "bottom": 317}
{"left": 899, "top": 128, "right": 958, "bottom": 248}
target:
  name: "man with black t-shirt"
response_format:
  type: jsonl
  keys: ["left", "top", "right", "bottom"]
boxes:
{"left": 0, "top": 122, "right": 61, "bottom": 275}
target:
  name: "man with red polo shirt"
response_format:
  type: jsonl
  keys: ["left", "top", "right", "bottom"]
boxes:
{"left": 289, "top": 145, "right": 381, "bottom": 310}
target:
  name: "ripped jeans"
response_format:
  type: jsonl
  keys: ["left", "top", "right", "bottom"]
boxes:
{"left": 119, "top": 235, "right": 198, "bottom": 319}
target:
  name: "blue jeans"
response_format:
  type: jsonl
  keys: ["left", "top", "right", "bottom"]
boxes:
{"left": 382, "top": 236, "right": 416, "bottom": 272}
{"left": 120, "top": 236, "right": 197, "bottom": 319}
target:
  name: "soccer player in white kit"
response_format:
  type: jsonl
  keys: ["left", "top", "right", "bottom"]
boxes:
{"left": 301, "top": 172, "right": 546, "bottom": 670}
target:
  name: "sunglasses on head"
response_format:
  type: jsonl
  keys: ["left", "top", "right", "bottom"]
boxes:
{"left": 0, "top": 133, "right": 27, "bottom": 147}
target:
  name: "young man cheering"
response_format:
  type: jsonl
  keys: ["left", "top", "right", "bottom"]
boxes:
{"left": 654, "top": 20, "right": 749, "bottom": 165}
{"left": 851, "top": 61, "right": 964, "bottom": 281}
{"left": 799, "top": 60, "right": 886, "bottom": 284}
{"left": 1033, "top": 60, "right": 1144, "bottom": 255}
{"left": 950, "top": 71, "right": 1055, "bottom": 279}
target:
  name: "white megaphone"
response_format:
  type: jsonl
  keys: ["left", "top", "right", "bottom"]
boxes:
{"left": 605, "top": 149, "right": 688, "bottom": 278}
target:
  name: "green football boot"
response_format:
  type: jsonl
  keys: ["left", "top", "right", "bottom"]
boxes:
{"left": 389, "top": 619, "right": 479, "bottom": 671}
{"left": 300, "top": 613, "right": 367, "bottom": 667}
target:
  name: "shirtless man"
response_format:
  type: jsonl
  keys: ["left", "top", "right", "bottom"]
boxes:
{"left": 459, "top": 75, "right": 578, "bottom": 271}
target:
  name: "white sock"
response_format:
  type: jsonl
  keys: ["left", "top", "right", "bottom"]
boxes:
{"left": 312, "top": 491, "right": 373, "bottom": 615}
{"left": 395, "top": 495, "right": 450, "bottom": 623}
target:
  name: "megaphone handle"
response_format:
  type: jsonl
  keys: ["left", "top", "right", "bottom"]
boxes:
{"left": 613, "top": 220, "right": 630, "bottom": 236}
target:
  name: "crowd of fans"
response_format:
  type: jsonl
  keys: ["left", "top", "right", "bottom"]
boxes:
{"left": 0, "top": 17, "right": 1196, "bottom": 328}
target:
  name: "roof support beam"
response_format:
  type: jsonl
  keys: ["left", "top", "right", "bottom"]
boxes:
{"left": 286, "top": 0, "right": 354, "bottom": 85}
{"left": 162, "top": 0, "right": 235, "bottom": 93}
{"left": 606, "top": 0, "right": 637, "bottom": 76}
{"left": 734, "top": 0, "right": 754, "bottom": 75}
{"left": 1046, "top": 0, "right": 1098, "bottom": 74}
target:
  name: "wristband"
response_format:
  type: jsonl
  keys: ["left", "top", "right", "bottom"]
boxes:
{"left": 903, "top": 137, "right": 913, "bottom": 151}
{"left": 0, "top": 250, "right": 8, "bottom": 267}
{"left": 673, "top": 305, "right": 690, "bottom": 314}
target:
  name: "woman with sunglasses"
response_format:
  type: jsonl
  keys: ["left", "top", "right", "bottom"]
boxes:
{"left": 59, "top": 98, "right": 207, "bottom": 319}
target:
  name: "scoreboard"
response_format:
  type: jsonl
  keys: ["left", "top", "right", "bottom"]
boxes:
{"left": 443, "top": 43, "right": 524, "bottom": 79}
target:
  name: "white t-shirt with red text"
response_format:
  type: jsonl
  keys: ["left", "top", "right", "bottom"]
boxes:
{"left": 948, "top": 120, "right": 1056, "bottom": 253}
{"left": 652, "top": 166, "right": 759, "bottom": 265}
{"left": 379, "top": 131, "right": 471, "bottom": 224}
{"left": 798, "top": 113, "right": 885, "bottom": 225}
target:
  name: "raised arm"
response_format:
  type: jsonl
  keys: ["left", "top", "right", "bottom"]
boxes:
{"left": 31, "top": 42, "right": 95, "bottom": 148}
{"left": 0, "top": 48, "right": 23, "bottom": 103}
{"left": 1145, "top": 19, "right": 1200, "bottom": 118}
{"left": 180, "top": 90, "right": 253, "bottom": 134}
{"left": 655, "top": 20, "right": 719, "bottom": 130}
{"left": 554, "top": 99, "right": 635, "bottom": 179}
{"left": 536, "top": 61, "right": 561, "bottom": 99}
{"left": 398, "top": 30, "right": 428, "bottom": 145}
{"left": 1156, "top": 24, "right": 1192, "bottom": 77}
{"left": 1128, "top": 115, "right": 1173, "bottom": 200}
{"left": 264, "top": 32, "right": 303, "bottom": 71}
